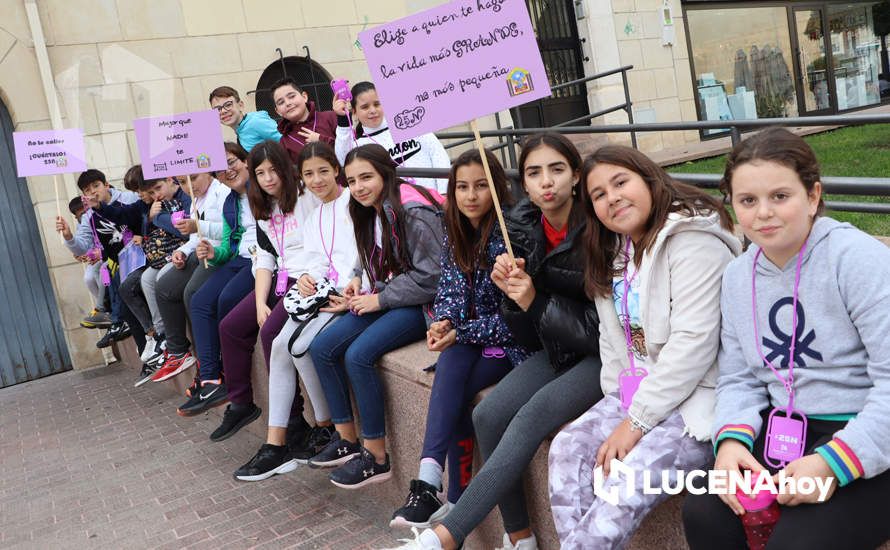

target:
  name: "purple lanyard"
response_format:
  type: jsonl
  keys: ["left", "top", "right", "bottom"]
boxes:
{"left": 751, "top": 239, "right": 807, "bottom": 412}
{"left": 286, "top": 112, "right": 318, "bottom": 147}
{"left": 319, "top": 200, "right": 336, "bottom": 266}
{"left": 621, "top": 238, "right": 640, "bottom": 369}
{"left": 270, "top": 210, "right": 289, "bottom": 267}
{"left": 88, "top": 212, "right": 102, "bottom": 250}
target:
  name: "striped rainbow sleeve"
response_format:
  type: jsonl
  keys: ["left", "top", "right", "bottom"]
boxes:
{"left": 714, "top": 424, "right": 756, "bottom": 454}
{"left": 815, "top": 438, "right": 864, "bottom": 487}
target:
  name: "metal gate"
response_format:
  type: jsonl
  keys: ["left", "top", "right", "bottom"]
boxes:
{"left": 513, "top": 0, "right": 590, "bottom": 127}
{"left": 0, "top": 99, "right": 73, "bottom": 388}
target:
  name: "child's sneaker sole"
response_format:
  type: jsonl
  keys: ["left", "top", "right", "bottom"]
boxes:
{"left": 330, "top": 470, "right": 392, "bottom": 490}
{"left": 389, "top": 502, "right": 453, "bottom": 529}
{"left": 234, "top": 459, "right": 298, "bottom": 482}
{"left": 308, "top": 452, "right": 360, "bottom": 469}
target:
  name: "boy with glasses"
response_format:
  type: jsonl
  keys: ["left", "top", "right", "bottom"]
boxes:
{"left": 209, "top": 86, "right": 280, "bottom": 153}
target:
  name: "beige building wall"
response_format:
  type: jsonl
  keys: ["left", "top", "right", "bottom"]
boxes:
{"left": 578, "top": 0, "right": 699, "bottom": 152}
{"left": 0, "top": 0, "right": 453, "bottom": 370}
{"left": 1, "top": 0, "right": 703, "bottom": 371}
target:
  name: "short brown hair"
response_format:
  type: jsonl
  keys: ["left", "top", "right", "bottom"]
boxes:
{"left": 721, "top": 127, "right": 825, "bottom": 216}
{"left": 209, "top": 86, "right": 240, "bottom": 104}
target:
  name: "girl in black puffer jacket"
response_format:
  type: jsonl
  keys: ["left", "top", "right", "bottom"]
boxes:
{"left": 397, "top": 133, "right": 604, "bottom": 550}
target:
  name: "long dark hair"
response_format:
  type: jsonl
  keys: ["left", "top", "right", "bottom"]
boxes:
{"left": 581, "top": 145, "right": 733, "bottom": 298}
{"left": 721, "top": 127, "right": 825, "bottom": 216}
{"left": 518, "top": 132, "right": 585, "bottom": 230}
{"left": 247, "top": 140, "right": 303, "bottom": 221}
{"left": 297, "top": 142, "right": 343, "bottom": 187}
{"left": 344, "top": 144, "right": 430, "bottom": 283}
{"left": 445, "top": 149, "right": 512, "bottom": 274}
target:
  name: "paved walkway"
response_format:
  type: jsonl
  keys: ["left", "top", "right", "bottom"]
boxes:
{"left": 0, "top": 363, "right": 401, "bottom": 550}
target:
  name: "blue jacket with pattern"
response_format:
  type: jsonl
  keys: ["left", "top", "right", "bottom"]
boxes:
{"left": 433, "top": 225, "right": 528, "bottom": 366}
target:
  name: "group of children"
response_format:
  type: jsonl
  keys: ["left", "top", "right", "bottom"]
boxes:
{"left": 59, "top": 77, "right": 890, "bottom": 550}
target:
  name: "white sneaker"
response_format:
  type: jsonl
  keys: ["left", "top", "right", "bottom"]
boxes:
{"left": 496, "top": 533, "right": 538, "bottom": 550}
{"left": 139, "top": 335, "right": 157, "bottom": 363}
{"left": 381, "top": 527, "right": 444, "bottom": 550}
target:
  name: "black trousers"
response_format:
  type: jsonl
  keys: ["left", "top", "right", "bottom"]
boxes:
{"left": 683, "top": 412, "right": 890, "bottom": 550}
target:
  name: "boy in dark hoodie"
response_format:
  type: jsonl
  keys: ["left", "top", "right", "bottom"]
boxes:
{"left": 273, "top": 77, "right": 338, "bottom": 164}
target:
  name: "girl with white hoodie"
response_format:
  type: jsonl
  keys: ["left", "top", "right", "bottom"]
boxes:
{"left": 548, "top": 145, "right": 741, "bottom": 550}
{"left": 233, "top": 142, "right": 358, "bottom": 482}
{"left": 333, "top": 81, "right": 450, "bottom": 194}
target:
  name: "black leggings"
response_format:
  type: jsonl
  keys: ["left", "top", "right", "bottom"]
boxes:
{"left": 683, "top": 413, "right": 890, "bottom": 550}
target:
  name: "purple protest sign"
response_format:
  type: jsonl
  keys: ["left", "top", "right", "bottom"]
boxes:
{"left": 133, "top": 110, "right": 226, "bottom": 179}
{"left": 12, "top": 129, "right": 87, "bottom": 177}
{"left": 358, "top": 0, "right": 551, "bottom": 142}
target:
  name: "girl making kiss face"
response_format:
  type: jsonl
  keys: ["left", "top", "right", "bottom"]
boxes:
{"left": 521, "top": 140, "right": 581, "bottom": 231}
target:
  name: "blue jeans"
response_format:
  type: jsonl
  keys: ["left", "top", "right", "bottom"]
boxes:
{"left": 309, "top": 306, "right": 426, "bottom": 439}
{"left": 189, "top": 256, "right": 254, "bottom": 381}
{"left": 422, "top": 344, "right": 513, "bottom": 502}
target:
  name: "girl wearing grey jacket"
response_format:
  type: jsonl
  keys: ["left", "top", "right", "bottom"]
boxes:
{"left": 684, "top": 128, "right": 890, "bottom": 549}
{"left": 549, "top": 145, "right": 739, "bottom": 550}
{"left": 307, "top": 144, "right": 444, "bottom": 490}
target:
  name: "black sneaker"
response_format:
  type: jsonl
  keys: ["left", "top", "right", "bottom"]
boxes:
{"left": 307, "top": 431, "right": 361, "bottom": 468}
{"left": 233, "top": 443, "right": 297, "bottom": 482}
{"left": 291, "top": 425, "right": 336, "bottom": 464}
{"left": 209, "top": 403, "right": 261, "bottom": 442}
{"left": 143, "top": 337, "right": 166, "bottom": 366}
{"left": 390, "top": 479, "right": 452, "bottom": 529}
{"left": 329, "top": 447, "right": 392, "bottom": 489}
{"left": 134, "top": 363, "right": 157, "bottom": 388}
{"left": 96, "top": 322, "right": 128, "bottom": 348}
{"left": 177, "top": 382, "right": 228, "bottom": 417}
{"left": 285, "top": 415, "right": 312, "bottom": 448}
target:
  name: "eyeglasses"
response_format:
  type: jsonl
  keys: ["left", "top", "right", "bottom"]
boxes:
{"left": 213, "top": 100, "right": 236, "bottom": 113}
{"left": 226, "top": 157, "right": 239, "bottom": 168}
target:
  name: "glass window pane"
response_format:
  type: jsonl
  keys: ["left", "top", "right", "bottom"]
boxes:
{"left": 687, "top": 7, "right": 798, "bottom": 135}
{"left": 828, "top": 3, "right": 882, "bottom": 109}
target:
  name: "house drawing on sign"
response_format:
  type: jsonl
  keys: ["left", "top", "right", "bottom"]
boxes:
{"left": 196, "top": 154, "right": 211, "bottom": 169}
{"left": 507, "top": 68, "right": 534, "bottom": 96}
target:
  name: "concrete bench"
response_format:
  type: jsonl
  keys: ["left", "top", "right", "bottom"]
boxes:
{"left": 118, "top": 338, "right": 685, "bottom": 549}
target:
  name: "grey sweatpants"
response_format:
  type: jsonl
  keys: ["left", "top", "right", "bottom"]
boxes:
{"left": 439, "top": 350, "right": 603, "bottom": 545}
{"left": 140, "top": 263, "right": 174, "bottom": 336}
{"left": 548, "top": 394, "right": 711, "bottom": 550}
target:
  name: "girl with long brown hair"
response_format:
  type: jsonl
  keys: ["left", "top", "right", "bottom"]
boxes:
{"left": 306, "top": 143, "right": 444, "bottom": 489}
{"left": 390, "top": 149, "right": 528, "bottom": 530}
{"left": 548, "top": 144, "right": 740, "bottom": 549}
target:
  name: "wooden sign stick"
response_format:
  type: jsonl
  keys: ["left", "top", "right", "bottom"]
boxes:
{"left": 53, "top": 173, "right": 64, "bottom": 242}
{"left": 186, "top": 174, "right": 209, "bottom": 268}
{"left": 470, "top": 119, "right": 515, "bottom": 265}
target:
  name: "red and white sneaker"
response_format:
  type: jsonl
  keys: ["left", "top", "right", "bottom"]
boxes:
{"left": 151, "top": 351, "right": 197, "bottom": 382}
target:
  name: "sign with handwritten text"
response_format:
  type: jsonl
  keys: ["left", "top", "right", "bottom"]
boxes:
{"left": 133, "top": 110, "right": 226, "bottom": 179}
{"left": 358, "top": 0, "right": 551, "bottom": 141}
{"left": 12, "top": 129, "right": 87, "bottom": 177}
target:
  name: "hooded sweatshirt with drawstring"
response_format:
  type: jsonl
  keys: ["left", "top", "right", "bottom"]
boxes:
{"left": 713, "top": 216, "right": 890, "bottom": 485}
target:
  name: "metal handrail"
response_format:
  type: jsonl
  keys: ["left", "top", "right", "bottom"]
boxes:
{"left": 442, "top": 64, "right": 638, "bottom": 152}
{"left": 396, "top": 168, "right": 890, "bottom": 215}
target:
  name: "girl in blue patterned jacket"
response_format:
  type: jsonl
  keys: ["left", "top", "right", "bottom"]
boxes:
{"left": 390, "top": 149, "right": 528, "bottom": 531}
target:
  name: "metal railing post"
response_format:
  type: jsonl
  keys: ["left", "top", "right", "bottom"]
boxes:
{"left": 621, "top": 68, "right": 637, "bottom": 149}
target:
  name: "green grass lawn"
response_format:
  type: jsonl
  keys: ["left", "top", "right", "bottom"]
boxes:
{"left": 666, "top": 124, "right": 890, "bottom": 235}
